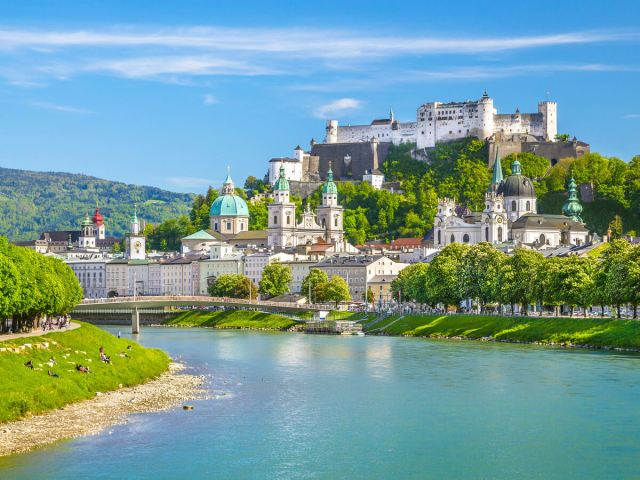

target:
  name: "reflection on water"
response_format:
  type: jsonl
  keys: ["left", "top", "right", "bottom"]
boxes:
{"left": 2, "top": 327, "right": 640, "bottom": 480}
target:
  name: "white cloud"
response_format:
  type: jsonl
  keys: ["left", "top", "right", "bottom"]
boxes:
{"left": 28, "top": 101, "right": 93, "bottom": 114}
{"left": 623, "top": 113, "right": 640, "bottom": 119}
{"left": 203, "top": 93, "right": 218, "bottom": 105}
{"left": 314, "top": 98, "right": 362, "bottom": 119}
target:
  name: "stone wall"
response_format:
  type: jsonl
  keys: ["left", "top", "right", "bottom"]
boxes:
{"left": 488, "top": 139, "right": 590, "bottom": 168}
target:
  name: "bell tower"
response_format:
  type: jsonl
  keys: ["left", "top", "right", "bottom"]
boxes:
{"left": 125, "top": 204, "right": 146, "bottom": 260}
{"left": 316, "top": 164, "right": 344, "bottom": 243}
{"left": 481, "top": 192, "right": 507, "bottom": 243}
{"left": 268, "top": 166, "right": 297, "bottom": 248}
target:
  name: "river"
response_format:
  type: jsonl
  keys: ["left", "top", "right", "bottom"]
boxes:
{"left": 1, "top": 327, "right": 639, "bottom": 479}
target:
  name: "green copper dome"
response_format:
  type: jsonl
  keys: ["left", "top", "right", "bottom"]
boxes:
{"left": 210, "top": 174, "right": 249, "bottom": 217}
{"left": 274, "top": 165, "right": 290, "bottom": 191}
{"left": 562, "top": 177, "right": 583, "bottom": 222}
{"left": 81, "top": 214, "right": 93, "bottom": 227}
{"left": 322, "top": 165, "right": 338, "bottom": 194}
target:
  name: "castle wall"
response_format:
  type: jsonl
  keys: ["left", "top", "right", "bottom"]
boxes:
{"left": 333, "top": 121, "right": 417, "bottom": 145}
{"left": 309, "top": 142, "right": 391, "bottom": 181}
{"left": 488, "top": 140, "right": 590, "bottom": 169}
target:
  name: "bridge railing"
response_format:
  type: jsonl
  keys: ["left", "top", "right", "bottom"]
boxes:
{"left": 78, "top": 295, "right": 328, "bottom": 311}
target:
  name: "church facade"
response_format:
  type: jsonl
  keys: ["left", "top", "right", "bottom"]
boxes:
{"left": 433, "top": 152, "right": 589, "bottom": 249}
{"left": 268, "top": 165, "right": 344, "bottom": 249}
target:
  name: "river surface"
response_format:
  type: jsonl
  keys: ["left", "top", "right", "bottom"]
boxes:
{"left": 1, "top": 327, "right": 640, "bottom": 479}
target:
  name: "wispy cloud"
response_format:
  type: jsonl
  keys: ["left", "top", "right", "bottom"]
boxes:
{"left": 164, "top": 176, "right": 217, "bottom": 188}
{"left": 28, "top": 101, "right": 93, "bottom": 114}
{"left": 623, "top": 113, "right": 640, "bottom": 119}
{"left": 314, "top": 98, "right": 362, "bottom": 119}
{"left": 203, "top": 93, "right": 218, "bottom": 105}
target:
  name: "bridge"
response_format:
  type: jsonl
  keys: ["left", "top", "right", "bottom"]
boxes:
{"left": 73, "top": 295, "right": 327, "bottom": 333}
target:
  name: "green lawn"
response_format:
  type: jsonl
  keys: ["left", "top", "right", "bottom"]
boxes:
{"left": 0, "top": 322, "right": 169, "bottom": 423}
{"left": 365, "top": 314, "right": 640, "bottom": 350}
{"left": 297, "top": 310, "right": 376, "bottom": 322}
{"left": 164, "top": 310, "right": 299, "bottom": 330}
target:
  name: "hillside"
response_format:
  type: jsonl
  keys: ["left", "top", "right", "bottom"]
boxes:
{"left": 0, "top": 167, "right": 194, "bottom": 241}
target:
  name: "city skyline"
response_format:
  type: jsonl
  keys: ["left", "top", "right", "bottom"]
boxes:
{"left": 0, "top": 0, "right": 639, "bottom": 193}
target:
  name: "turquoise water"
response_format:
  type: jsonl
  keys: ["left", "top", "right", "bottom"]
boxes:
{"left": 1, "top": 327, "right": 640, "bottom": 479}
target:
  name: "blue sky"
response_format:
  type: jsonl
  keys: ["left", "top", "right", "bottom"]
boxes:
{"left": 0, "top": 0, "right": 639, "bottom": 193}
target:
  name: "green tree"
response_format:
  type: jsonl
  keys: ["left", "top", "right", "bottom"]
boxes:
{"left": 208, "top": 274, "right": 256, "bottom": 299}
{"left": 461, "top": 243, "right": 506, "bottom": 311}
{"left": 498, "top": 248, "right": 543, "bottom": 315}
{"left": 555, "top": 133, "right": 571, "bottom": 141}
{"left": 301, "top": 268, "right": 329, "bottom": 303}
{"left": 424, "top": 243, "right": 469, "bottom": 309}
{"left": 259, "top": 262, "right": 293, "bottom": 298}
{"left": 502, "top": 152, "right": 550, "bottom": 179}
{"left": 323, "top": 275, "right": 351, "bottom": 307}
{"left": 391, "top": 263, "right": 429, "bottom": 303}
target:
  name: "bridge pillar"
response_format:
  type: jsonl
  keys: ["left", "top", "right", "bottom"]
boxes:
{"left": 131, "top": 307, "right": 140, "bottom": 334}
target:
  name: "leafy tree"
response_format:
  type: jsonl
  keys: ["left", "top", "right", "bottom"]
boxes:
{"left": 498, "top": 248, "right": 543, "bottom": 315}
{"left": 461, "top": 243, "right": 506, "bottom": 311}
{"left": 555, "top": 133, "right": 571, "bottom": 141}
{"left": 608, "top": 215, "right": 624, "bottom": 239}
{"left": 392, "top": 263, "right": 428, "bottom": 303}
{"left": 502, "top": 153, "right": 550, "bottom": 179}
{"left": 301, "top": 268, "right": 329, "bottom": 303}
{"left": 259, "top": 262, "right": 293, "bottom": 298}
{"left": 323, "top": 275, "right": 351, "bottom": 307}
{"left": 424, "top": 243, "right": 469, "bottom": 309}
{"left": 208, "top": 274, "right": 256, "bottom": 299}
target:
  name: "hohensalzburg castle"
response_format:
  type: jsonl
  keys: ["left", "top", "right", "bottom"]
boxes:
{"left": 324, "top": 91, "right": 557, "bottom": 149}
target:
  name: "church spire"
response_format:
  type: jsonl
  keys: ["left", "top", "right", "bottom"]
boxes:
{"left": 562, "top": 177, "right": 583, "bottom": 222}
{"left": 489, "top": 146, "right": 503, "bottom": 191}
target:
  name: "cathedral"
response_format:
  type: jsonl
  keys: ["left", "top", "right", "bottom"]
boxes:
{"left": 433, "top": 151, "right": 590, "bottom": 249}
{"left": 268, "top": 164, "right": 344, "bottom": 249}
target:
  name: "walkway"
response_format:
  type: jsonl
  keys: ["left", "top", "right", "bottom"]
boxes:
{"left": 0, "top": 322, "right": 80, "bottom": 342}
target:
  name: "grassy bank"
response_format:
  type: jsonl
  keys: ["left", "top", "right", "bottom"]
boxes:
{"left": 164, "top": 310, "right": 299, "bottom": 330}
{"left": 366, "top": 314, "right": 640, "bottom": 350}
{"left": 0, "top": 322, "right": 170, "bottom": 423}
{"left": 297, "top": 311, "right": 377, "bottom": 322}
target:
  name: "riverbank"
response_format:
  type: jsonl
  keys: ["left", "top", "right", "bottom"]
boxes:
{"left": 0, "top": 363, "right": 206, "bottom": 457}
{"left": 164, "top": 310, "right": 300, "bottom": 330}
{"left": 363, "top": 314, "right": 640, "bottom": 350}
{"left": 0, "top": 322, "right": 170, "bottom": 423}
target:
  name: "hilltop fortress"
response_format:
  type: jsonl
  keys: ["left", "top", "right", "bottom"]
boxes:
{"left": 324, "top": 91, "right": 557, "bottom": 149}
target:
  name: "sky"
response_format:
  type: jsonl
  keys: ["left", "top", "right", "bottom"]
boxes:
{"left": 0, "top": 0, "right": 639, "bottom": 194}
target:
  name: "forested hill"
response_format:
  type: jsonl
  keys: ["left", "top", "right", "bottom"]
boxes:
{"left": 0, "top": 166, "right": 194, "bottom": 241}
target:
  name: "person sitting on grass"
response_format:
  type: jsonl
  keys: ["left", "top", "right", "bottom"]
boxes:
{"left": 48, "top": 370, "right": 59, "bottom": 378}
{"left": 99, "top": 345, "right": 111, "bottom": 364}
{"left": 75, "top": 364, "right": 90, "bottom": 373}
{"left": 24, "top": 360, "right": 34, "bottom": 369}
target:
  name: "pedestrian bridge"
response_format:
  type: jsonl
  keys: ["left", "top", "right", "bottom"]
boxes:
{"left": 72, "top": 296, "right": 326, "bottom": 333}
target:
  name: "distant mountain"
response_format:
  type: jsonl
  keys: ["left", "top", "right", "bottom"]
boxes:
{"left": 0, "top": 166, "right": 194, "bottom": 241}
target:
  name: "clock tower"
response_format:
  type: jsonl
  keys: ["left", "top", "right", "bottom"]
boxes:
{"left": 125, "top": 204, "right": 146, "bottom": 260}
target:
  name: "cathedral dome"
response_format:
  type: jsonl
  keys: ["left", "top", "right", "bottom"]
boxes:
{"left": 209, "top": 194, "right": 249, "bottom": 217}
{"left": 274, "top": 165, "right": 290, "bottom": 191}
{"left": 497, "top": 160, "right": 536, "bottom": 198}
{"left": 209, "top": 173, "right": 249, "bottom": 217}
{"left": 322, "top": 165, "right": 338, "bottom": 194}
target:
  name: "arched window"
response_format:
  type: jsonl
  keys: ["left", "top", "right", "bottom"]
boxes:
{"left": 526, "top": 200, "right": 531, "bottom": 211}
{"left": 437, "top": 230, "right": 441, "bottom": 244}
{"left": 322, "top": 219, "right": 326, "bottom": 228}
{"left": 214, "top": 222, "right": 218, "bottom": 231}
{"left": 539, "top": 233, "right": 546, "bottom": 245}
{"left": 334, "top": 217, "right": 338, "bottom": 227}
{"left": 450, "top": 234, "right": 455, "bottom": 244}
{"left": 463, "top": 234, "right": 470, "bottom": 243}
{"left": 511, "top": 200, "right": 517, "bottom": 211}
{"left": 226, "top": 222, "right": 231, "bottom": 231}
{"left": 485, "top": 227, "right": 489, "bottom": 241}
{"left": 286, "top": 215, "right": 290, "bottom": 225}
{"left": 498, "top": 227, "right": 503, "bottom": 242}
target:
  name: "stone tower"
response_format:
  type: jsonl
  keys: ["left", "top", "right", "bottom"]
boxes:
{"left": 325, "top": 120, "right": 338, "bottom": 144}
{"left": 79, "top": 213, "right": 96, "bottom": 249}
{"left": 316, "top": 164, "right": 344, "bottom": 243}
{"left": 268, "top": 166, "right": 297, "bottom": 248}
{"left": 477, "top": 90, "right": 495, "bottom": 141}
{"left": 538, "top": 100, "right": 558, "bottom": 141}
{"left": 433, "top": 198, "right": 456, "bottom": 247}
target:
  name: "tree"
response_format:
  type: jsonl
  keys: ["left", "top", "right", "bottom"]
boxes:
{"left": 555, "top": 133, "right": 571, "bottom": 141}
{"left": 424, "top": 243, "right": 469, "bottom": 309}
{"left": 498, "top": 248, "right": 543, "bottom": 315}
{"left": 366, "top": 287, "right": 375, "bottom": 304}
{"left": 301, "top": 268, "right": 329, "bottom": 303}
{"left": 208, "top": 274, "right": 256, "bottom": 299}
{"left": 502, "top": 153, "right": 550, "bottom": 179}
{"left": 391, "top": 263, "right": 428, "bottom": 303}
{"left": 461, "top": 243, "right": 506, "bottom": 312}
{"left": 608, "top": 215, "right": 624, "bottom": 239}
{"left": 323, "top": 275, "right": 351, "bottom": 307}
{"left": 259, "top": 262, "right": 293, "bottom": 298}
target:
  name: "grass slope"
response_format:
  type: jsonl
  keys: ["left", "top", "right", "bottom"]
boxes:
{"left": 0, "top": 322, "right": 169, "bottom": 423}
{"left": 297, "top": 311, "right": 376, "bottom": 322}
{"left": 0, "top": 166, "right": 194, "bottom": 240}
{"left": 366, "top": 314, "right": 640, "bottom": 350}
{"left": 165, "top": 310, "right": 299, "bottom": 330}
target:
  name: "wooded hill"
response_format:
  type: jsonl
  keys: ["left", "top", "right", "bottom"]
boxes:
{"left": 0, "top": 166, "right": 194, "bottom": 241}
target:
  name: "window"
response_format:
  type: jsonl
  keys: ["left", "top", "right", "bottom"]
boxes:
{"left": 526, "top": 200, "right": 531, "bottom": 211}
{"left": 450, "top": 234, "right": 455, "bottom": 243}
{"left": 463, "top": 234, "right": 470, "bottom": 243}
{"left": 498, "top": 227, "right": 503, "bottom": 242}
{"left": 437, "top": 230, "right": 441, "bottom": 244}
{"left": 334, "top": 218, "right": 338, "bottom": 227}
{"left": 226, "top": 222, "right": 231, "bottom": 231}
{"left": 511, "top": 200, "right": 517, "bottom": 211}
{"left": 286, "top": 216, "right": 290, "bottom": 225}
{"left": 273, "top": 216, "right": 278, "bottom": 224}
{"left": 485, "top": 227, "right": 489, "bottom": 241}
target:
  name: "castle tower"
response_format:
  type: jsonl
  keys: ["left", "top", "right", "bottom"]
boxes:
{"left": 325, "top": 120, "right": 338, "bottom": 144}
{"left": 538, "top": 100, "right": 557, "bottom": 141}
{"left": 125, "top": 204, "right": 146, "bottom": 260}
{"left": 477, "top": 90, "right": 495, "bottom": 140}
{"left": 562, "top": 177, "right": 583, "bottom": 222}
{"left": 79, "top": 213, "right": 96, "bottom": 249}
{"left": 481, "top": 192, "right": 508, "bottom": 243}
{"left": 268, "top": 166, "right": 297, "bottom": 248}
{"left": 433, "top": 198, "right": 456, "bottom": 247}
{"left": 316, "top": 164, "right": 344, "bottom": 243}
